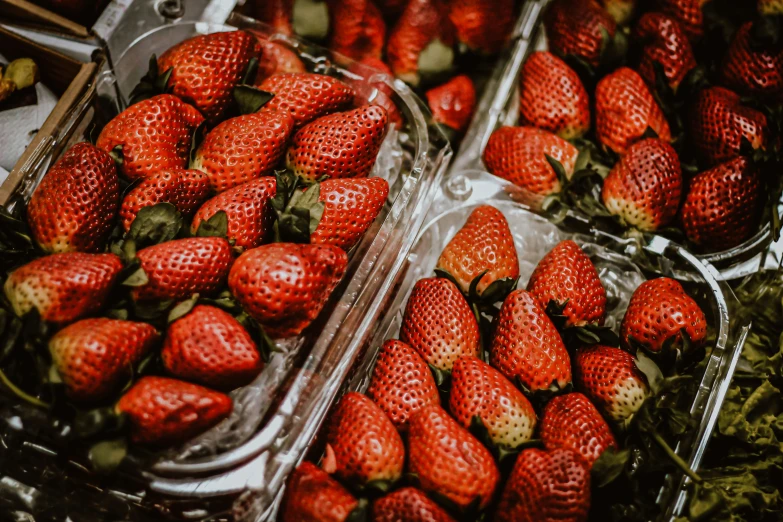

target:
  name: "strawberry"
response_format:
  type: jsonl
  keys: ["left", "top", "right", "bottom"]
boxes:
{"left": 425, "top": 74, "right": 476, "bottom": 136}
{"left": 27, "top": 142, "right": 118, "bottom": 254}
{"left": 435, "top": 205, "right": 519, "bottom": 297}
{"left": 49, "top": 318, "right": 158, "bottom": 402}
{"left": 599, "top": 0, "right": 635, "bottom": 24}
{"left": 680, "top": 157, "right": 764, "bottom": 251}
{"left": 162, "top": 305, "right": 264, "bottom": 391}
{"left": 4, "top": 253, "right": 122, "bottom": 324}
{"left": 721, "top": 21, "right": 783, "bottom": 102}
{"left": 349, "top": 57, "right": 404, "bottom": 127}
{"left": 688, "top": 86, "right": 768, "bottom": 167}
{"left": 653, "top": 0, "right": 708, "bottom": 42}
{"left": 328, "top": 0, "right": 387, "bottom": 62}
{"left": 253, "top": 37, "right": 306, "bottom": 82}
{"left": 449, "top": 356, "right": 537, "bottom": 449}
{"left": 280, "top": 462, "right": 360, "bottom": 522}
{"left": 157, "top": 30, "right": 260, "bottom": 122}
{"left": 595, "top": 67, "right": 672, "bottom": 154}
{"left": 258, "top": 73, "right": 356, "bottom": 129}
{"left": 526, "top": 240, "right": 607, "bottom": 328}
{"left": 633, "top": 12, "right": 697, "bottom": 92}
{"left": 540, "top": 392, "right": 618, "bottom": 467}
{"left": 97, "top": 95, "right": 204, "bottom": 181}
{"left": 518, "top": 51, "right": 591, "bottom": 140}
{"left": 448, "top": 0, "right": 515, "bottom": 54}
{"left": 543, "top": 0, "right": 618, "bottom": 69}
{"left": 373, "top": 487, "right": 457, "bottom": 522}
{"left": 366, "top": 340, "right": 440, "bottom": 431}
{"left": 407, "top": 404, "right": 499, "bottom": 510}
{"left": 574, "top": 345, "right": 649, "bottom": 424}
{"left": 490, "top": 289, "right": 571, "bottom": 393}
{"left": 286, "top": 105, "right": 389, "bottom": 182}
{"left": 120, "top": 169, "right": 210, "bottom": 232}
{"left": 191, "top": 111, "right": 295, "bottom": 193}
{"left": 116, "top": 376, "right": 232, "bottom": 446}
{"left": 191, "top": 177, "right": 277, "bottom": 250}
{"left": 399, "top": 277, "right": 480, "bottom": 372}
{"left": 620, "top": 277, "right": 708, "bottom": 354}
{"left": 324, "top": 392, "right": 405, "bottom": 485}
{"left": 228, "top": 243, "right": 347, "bottom": 338}
{"left": 253, "top": 0, "right": 292, "bottom": 36}
{"left": 601, "top": 138, "right": 682, "bottom": 231}
{"left": 132, "top": 237, "right": 233, "bottom": 302}
{"left": 759, "top": 0, "right": 783, "bottom": 15}
{"left": 495, "top": 448, "right": 591, "bottom": 522}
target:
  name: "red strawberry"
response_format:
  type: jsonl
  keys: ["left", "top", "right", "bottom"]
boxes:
{"left": 349, "top": 57, "right": 404, "bottom": 127}
{"left": 280, "top": 462, "right": 360, "bottom": 522}
{"left": 435, "top": 205, "right": 519, "bottom": 296}
{"left": 633, "top": 12, "right": 697, "bottom": 92}
{"left": 27, "top": 142, "right": 118, "bottom": 254}
{"left": 96, "top": 94, "right": 204, "bottom": 181}
{"left": 324, "top": 392, "right": 405, "bottom": 485}
{"left": 599, "top": 0, "right": 635, "bottom": 24}
{"left": 162, "top": 305, "right": 264, "bottom": 391}
{"left": 259, "top": 73, "right": 356, "bottom": 129}
{"left": 544, "top": 0, "right": 618, "bottom": 68}
{"left": 132, "top": 237, "right": 233, "bottom": 302}
{"left": 228, "top": 243, "right": 347, "bottom": 338}
{"left": 448, "top": 0, "right": 515, "bottom": 54}
{"left": 49, "top": 318, "right": 158, "bottom": 402}
{"left": 495, "top": 448, "right": 591, "bottom": 522}
{"left": 373, "top": 487, "right": 457, "bottom": 522}
{"left": 688, "top": 86, "right": 768, "bottom": 167}
{"left": 721, "top": 21, "right": 783, "bottom": 102}
{"left": 253, "top": 36, "right": 306, "bottom": 82}
{"left": 120, "top": 169, "right": 210, "bottom": 232}
{"left": 4, "top": 253, "right": 122, "bottom": 324}
{"left": 680, "top": 157, "right": 764, "bottom": 251}
{"left": 540, "top": 392, "right": 618, "bottom": 467}
{"left": 286, "top": 105, "right": 389, "bottom": 182}
{"left": 191, "top": 177, "right": 277, "bottom": 250}
{"left": 116, "top": 376, "right": 232, "bottom": 446}
{"left": 526, "top": 240, "right": 607, "bottom": 328}
{"left": 425, "top": 74, "right": 476, "bottom": 136}
{"left": 518, "top": 51, "right": 591, "bottom": 140}
{"left": 407, "top": 405, "right": 499, "bottom": 510}
{"left": 490, "top": 289, "right": 571, "bottom": 393}
{"left": 574, "top": 345, "right": 649, "bottom": 424}
{"left": 366, "top": 340, "right": 440, "bottom": 431}
{"left": 601, "top": 138, "right": 682, "bottom": 231}
{"left": 653, "top": 0, "right": 707, "bottom": 42}
{"left": 759, "top": 0, "right": 783, "bottom": 15}
{"left": 253, "top": 0, "right": 292, "bottom": 36}
{"left": 191, "top": 111, "right": 295, "bottom": 193}
{"left": 449, "top": 356, "right": 537, "bottom": 449}
{"left": 157, "top": 30, "right": 260, "bottom": 122}
{"left": 399, "top": 277, "right": 480, "bottom": 372}
{"left": 328, "top": 0, "right": 387, "bottom": 62}
{"left": 620, "top": 277, "right": 708, "bottom": 354}
{"left": 595, "top": 67, "right": 672, "bottom": 154}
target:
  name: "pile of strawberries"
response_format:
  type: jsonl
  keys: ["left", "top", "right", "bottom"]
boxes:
{"left": 280, "top": 204, "right": 710, "bottom": 521}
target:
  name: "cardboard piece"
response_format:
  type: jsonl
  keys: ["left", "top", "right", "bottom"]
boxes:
{"left": 0, "top": 0, "right": 92, "bottom": 38}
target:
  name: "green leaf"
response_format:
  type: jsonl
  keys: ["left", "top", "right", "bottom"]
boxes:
{"left": 545, "top": 154, "right": 569, "bottom": 186}
{"left": 73, "top": 407, "right": 127, "bottom": 439}
{"left": 241, "top": 56, "right": 259, "bottom": 86}
{"left": 121, "top": 267, "right": 148, "bottom": 287}
{"left": 478, "top": 276, "right": 519, "bottom": 305}
{"left": 109, "top": 145, "right": 124, "bottom": 165}
{"left": 428, "top": 363, "right": 450, "bottom": 389}
{"left": 88, "top": 438, "right": 128, "bottom": 474}
{"left": 196, "top": 211, "right": 229, "bottom": 238}
{"left": 417, "top": 39, "right": 455, "bottom": 87}
{"left": 189, "top": 120, "right": 207, "bottom": 166}
{"left": 236, "top": 313, "right": 276, "bottom": 362}
{"left": 345, "top": 498, "right": 369, "bottom": 522}
{"left": 433, "top": 268, "right": 461, "bottom": 290}
{"left": 292, "top": 0, "right": 330, "bottom": 40}
{"left": 467, "top": 270, "right": 488, "bottom": 303}
{"left": 233, "top": 85, "right": 275, "bottom": 115}
{"left": 591, "top": 447, "right": 630, "bottom": 487}
{"left": 634, "top": 351, "right": 663, "bottom": 395}
{"left": 168, "top": 294, "right": 199, "bottom": 323}
{"left": 126, "top": 202, "right": 183, "bottom": 248}
{"left": 133, "top": 299, "right": 173, "bottom": 320}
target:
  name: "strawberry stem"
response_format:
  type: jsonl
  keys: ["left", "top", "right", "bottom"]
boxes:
{"left": 651, "top": 430, "right": 702, "bottom": 484}
{"left": 0, "top": 366, "right": 49, "bottom": 409}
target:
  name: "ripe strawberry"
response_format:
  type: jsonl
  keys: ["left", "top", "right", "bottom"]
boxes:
{"left": 540, "top": 392, "right": 618, "bottom": 467}
{"left": 399, "top": 277, "right": 480, "bottom": 372}
{"left": 120, "top": 169, "right": 210, "bottom": 232}
{"left": 324, "top": 392, "right": 405, "bottom": 485}
{"left": 495, "top": 448, "right": 591, "bottom": 522}
{"left": 373, "top": 487, "right": 457, "bottom": 522}
{"left": 544, "top": 0, "right": 618, "bottom": 68}
{"left": 490, "top": 289, "right": 571, "bottom": 393}
{"left": 253, "top": 0, "right": 292, "bottom": 36}
{"left": 228, "top": 243, "right": 347, "bottom": 338}
{"left": 653, "top": 0, "right": 707, "bottom": 42}
{"left": 759, "top": 0, "right": 783, "bottom": 15}
{"left": 366, "top": 340, "right": 440, "bottom": 431}
{"left": 157, "top": 30, "right": 260, "bottom": 122}
{"left": 688, "top": 86, "right": 768, "bottom": 167}
{"left": 620, "top": 277, "right": 708, "bottom": 354}
{"left": 721, "top": 21, "right": 783, "bottom": 102}
{"left": 4, "top": 253, "right": 122, "bottom": 324}
{"left": 258, "top": 73, "right": 355, "bottom": 129}
{"left": 286, "top": 105, "right": 388, "bottom": 182}
{"left": 601, "top": 138, "right": 682, "bottom": 231}
{"left": 49, "top": 318, "right": 158, "bottom": 402}
{"left": 425, "top": 74, "right": 476, "bottom": 136}
{"left": 328, "top": 0, "right": 386, "bottom": 62}
{"left": 253, "top": 37, "right": 306, "bottom": 82}
{"left": 680, "top": 157, "right": 764, "bottom": 251}
{"left": 407, "top": 405, "right": 500, "bottom": 510}
{"left": 518, "top": 51, "right": 591, "bottom": 140}
{"left": 97, "top": 94, "right": 204, "bottom": 181}
{"left": 191, "top": 177, "right": 277, "bottom": 250}
{"left": 448, "top": 0, "right": 515, "bottom": 54}
{"left": 435, "top": 205, "right": 519, "bottom": 296}
{"left": 162, "top": 305, "right": 264, "bottom": 391}
{"left": 191, "top": 111, "right": 295, "bottom": 193}
{"left": 116, "top": 376, "right": 232, "bottom": 446}
{"left": 449, "top": 356, "right": 537, "bottom": 449}
{"left": 280, "top": 462, "right": 360, "bottom": 522}
{"left": 633, "top": 12, "right": 697, "bottom": 92}
{"left": 349, "top": 57, "right": 404, "bottom": 127}
{"left": 27, "top": 142, "right": 119, "bottom": 254}
{"left": 599, "top": 0, "right": 635, "bottom": 24}
{"left": 132, "top": 237, "right": 233, "bottom": 302}
{"left": 574, "top": 345, "right": 649, "bottom": 424}
{"left": 595, "top": 67, "right": 672, "bottom": 154}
